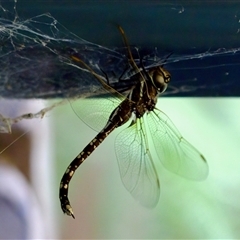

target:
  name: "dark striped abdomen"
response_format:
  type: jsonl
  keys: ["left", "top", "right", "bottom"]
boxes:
{"left": 59, "top": 126, "right": 115, "bottom": 218}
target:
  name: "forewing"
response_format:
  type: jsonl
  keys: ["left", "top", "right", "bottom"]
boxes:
{"left": 69, "top": 54, "right": 125, "bottom": 132}
{"left": 115, "top": 119, "right": 160, "bottom": 207}
{"left": 147, "top": 109, "right": 208, "bottom": 180}
{"left": 70, "top": 96, "right": 122, "bottom": 132}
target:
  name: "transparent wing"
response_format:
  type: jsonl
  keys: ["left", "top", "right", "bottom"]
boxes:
{"left": 69, "top": 54, "right": 125, "bottom": 132}
{"left": 115, "top": 119, "right": 160, "bottom": 207}
{"left": 70, "top": 96, "right": 121, "bottom": 132}
{"left": 147, "top": 108, "right": 208, "bottom": 180}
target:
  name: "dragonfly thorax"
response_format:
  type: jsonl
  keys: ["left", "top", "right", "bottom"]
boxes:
{"left": 129, "top": 66, "right": 171, "bottom": 119}
{"left": 128, "top": 77, "right": 158, "bottom": 119}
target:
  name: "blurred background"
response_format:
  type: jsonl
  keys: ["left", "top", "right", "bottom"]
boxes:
{"left": 0, "top": 0, "right": 240, "bottom": 239}
{"left": 54, "top": 98, "right": 240, "bottom": 239}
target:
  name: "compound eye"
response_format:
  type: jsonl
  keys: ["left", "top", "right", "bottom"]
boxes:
{"left": 153, "top": 67, "right": 170, "bottom": 93}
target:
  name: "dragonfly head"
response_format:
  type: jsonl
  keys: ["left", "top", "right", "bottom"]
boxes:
{"left": 151, "top": 66, "right": 171, "bottom": 93}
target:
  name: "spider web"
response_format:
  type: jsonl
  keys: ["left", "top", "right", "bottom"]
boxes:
{"left": 0, "top": 0, "right": 240, "bottom": 133}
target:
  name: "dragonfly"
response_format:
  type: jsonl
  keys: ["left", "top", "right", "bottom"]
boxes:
{"left": 59, "top": 26, "right": 208, "bottom": 219}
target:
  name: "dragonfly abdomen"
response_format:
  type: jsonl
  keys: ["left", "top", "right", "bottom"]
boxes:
{"left": 59, "top": 121, "right": 119, "bottom": 218}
